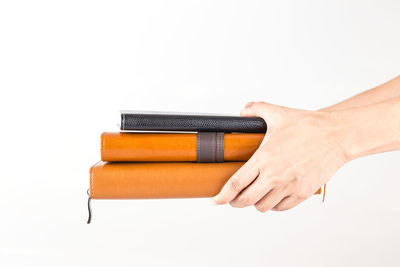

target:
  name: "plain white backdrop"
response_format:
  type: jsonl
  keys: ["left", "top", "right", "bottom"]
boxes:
{"left": 1, "top": 1, "right": 400, "bottom": 266}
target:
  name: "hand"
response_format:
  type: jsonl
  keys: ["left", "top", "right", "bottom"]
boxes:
{"left": 213, "top": 101, "right": 350, "bottom": 212}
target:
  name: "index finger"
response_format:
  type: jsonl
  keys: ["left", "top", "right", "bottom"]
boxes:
{"left": 213, "top": 156, "right": 259, "bottom": 204}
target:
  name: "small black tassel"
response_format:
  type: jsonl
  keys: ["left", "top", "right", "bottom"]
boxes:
{"left": 87, "top": 189, "right": 92, "bottom": 224}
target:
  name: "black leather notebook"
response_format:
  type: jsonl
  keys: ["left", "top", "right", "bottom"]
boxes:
{"left": 120, "top": 111, "right": 267, "bottom": 133}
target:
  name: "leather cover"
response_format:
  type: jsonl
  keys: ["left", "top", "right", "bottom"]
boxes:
{"left": 101, "top": 132, "right": 265, "bottom": 162}
{"left": 120, "top": 113, "right": 267, "bottom": 133}
{"left": 89, "top": 161, "right": 321, "bottom": 199}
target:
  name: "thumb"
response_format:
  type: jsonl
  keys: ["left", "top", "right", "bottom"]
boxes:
{"left": 240, "top": 101, "right": 276, "bottom": 117}
{"left": 240, "top": 101, "right": 288, "bottom": 127}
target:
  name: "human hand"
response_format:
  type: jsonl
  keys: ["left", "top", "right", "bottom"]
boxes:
{"left": 213, "top": 101, "right": 350, "bottom": 212}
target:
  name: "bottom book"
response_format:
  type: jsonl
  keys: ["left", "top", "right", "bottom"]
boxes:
{"left": 89, "top": 161, "right": 321, "bottom": 199}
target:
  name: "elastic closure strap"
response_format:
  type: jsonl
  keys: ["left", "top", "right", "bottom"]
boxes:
{"left": 196, "top": 132, "right": 224, "bottom": 163}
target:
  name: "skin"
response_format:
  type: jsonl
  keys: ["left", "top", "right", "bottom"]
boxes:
{"left": 213, "top": 75, "right": 400, "bottom": 212}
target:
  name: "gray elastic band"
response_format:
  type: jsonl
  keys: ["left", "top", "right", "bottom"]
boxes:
{"left": 196, "top": 132, "right": 224, "bottom": 163}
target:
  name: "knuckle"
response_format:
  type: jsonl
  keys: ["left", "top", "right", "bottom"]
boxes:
{"left": 293, "top": 171, "right": 307, "bottom": 183}
{"left": 267, "top": 177, "right": 282, "bottom": 187}
{"left": 237, "top": 195, "right": 252, "bottom": 206}
{"left": 260, "top": 167, "right": 274, "bottom": 179}
{"left": 296, "top": 186, "right": 313, "bottom": 199}
{"left": 229, "top": 178, "right": 242, "bottom": 192}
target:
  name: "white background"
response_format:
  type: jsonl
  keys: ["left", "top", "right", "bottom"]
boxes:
{"left": 1, "top": 1, "right": 400, "bottom": 266}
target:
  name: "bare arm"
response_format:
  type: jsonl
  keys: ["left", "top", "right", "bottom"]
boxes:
{"left": 322, "top": 75, "right": 400, "bottom": 111}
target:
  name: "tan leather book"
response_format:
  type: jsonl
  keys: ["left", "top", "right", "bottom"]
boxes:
{"left": 101, "top": 132, "right": 265, "bottom": 162}
{"left": 89, "top": 161, "right": 321, "bottom": 199}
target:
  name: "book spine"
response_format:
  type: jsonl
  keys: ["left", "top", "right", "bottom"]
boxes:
{"left": 120, "top": 114, "right": 267, "bottom": 133}
{"left": 89, "top": 161, "right": 321, "bottom": 199}
{"left": 101, "top": 132, "right": 264, "bottom": 162}
{"left": 90, "top": 161, "right": 245, "bottom": 199}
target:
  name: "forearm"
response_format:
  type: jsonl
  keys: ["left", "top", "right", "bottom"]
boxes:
{"left": 322, "top": 75, "right": 400, "bottom": 112}
{"left": 332, "top": 97, "right": 400, "bottom": 161}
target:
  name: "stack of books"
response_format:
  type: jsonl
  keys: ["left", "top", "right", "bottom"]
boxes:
{"left": 88, "top": 111, "right": 322, "bottom": 222}
{"left": 89, "top": 111, "right": 266, "bottom": 201}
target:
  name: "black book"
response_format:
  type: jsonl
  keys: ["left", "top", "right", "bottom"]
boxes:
{"left": 120, "top": 111, "right": 267, "bottom": 133}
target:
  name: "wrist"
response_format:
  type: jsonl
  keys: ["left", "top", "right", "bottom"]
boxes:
{"left": 329, "top": 99, "right": 400, "bottom": 161}
{"left": 329, "top": 110, "right": 359, "bottom": 162}
{"left": 318, "top": 110, "right": 355, "bottom": 163}
{"left": 303, "top": 110, "right": 353, "bottom": 164}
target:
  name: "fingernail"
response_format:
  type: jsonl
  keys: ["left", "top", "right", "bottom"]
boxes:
{"left": 245, "top": 102, "right": 255, "bottom": 108}
{"left": 211, "top": 196, "right": 219, "bottom": 205}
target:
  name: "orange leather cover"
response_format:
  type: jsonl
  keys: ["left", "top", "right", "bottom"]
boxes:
{"left": 101, "top": 132, "right": 265, "bottom": 162}
{"left": 89, "top": 161, "right": 321, "bottom": 199}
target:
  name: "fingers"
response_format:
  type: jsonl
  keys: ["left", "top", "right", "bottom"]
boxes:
{"left": 229, "top": 173, "right": 275, "bottom": 208}
{"left": 253, "top": 188, "right": 288, "bottom": 213}
{"left": 213, "top": 157, "right": 259, "bottom": 205}
{"left": 271, "top": 196, "right": 303, "bottom": 211}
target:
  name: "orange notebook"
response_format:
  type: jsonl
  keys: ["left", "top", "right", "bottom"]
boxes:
{"left": 101, "top": 132, "right": 265, "bottom": 162}
{"left": 89, "top": 161, "right": 321, "bottom": 199}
